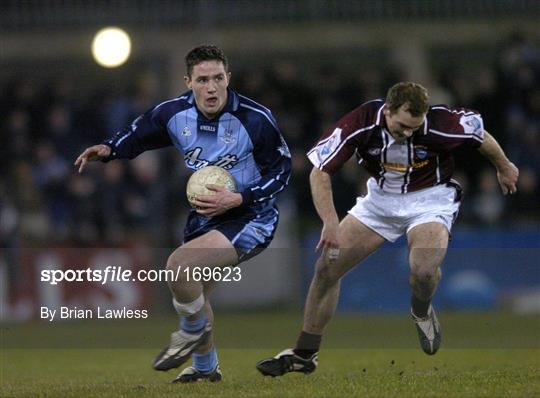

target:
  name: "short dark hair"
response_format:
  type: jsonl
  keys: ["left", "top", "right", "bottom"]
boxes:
{"left": 185, "top": 45, "right": 228, "bottom": 77}
{"left": 386, "top": 82, "right": 429, "bottom": 116}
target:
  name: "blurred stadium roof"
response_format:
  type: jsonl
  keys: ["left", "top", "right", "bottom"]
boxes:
{"left": 1, "top": 0, "right": 539, "bottom": 32}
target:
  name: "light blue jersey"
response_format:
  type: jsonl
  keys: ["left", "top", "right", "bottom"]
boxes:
{"left": 104, "top": 89, "right": 291, "bottom": 209}
{"left": 102, "top": 89, "right": 291, "bottom": 259}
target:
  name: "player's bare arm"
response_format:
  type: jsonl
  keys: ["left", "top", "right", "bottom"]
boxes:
{"left": 478, "top": 131, "right": 519, "bottom": 195}
{"left": 74, "top": 144, "right": 111, "bottom": 173}
{"left": 192, "top": 184, "right": 243, "bottom": 217}
{"left": 310, "top": 167, "right": 340, "bottom": 256}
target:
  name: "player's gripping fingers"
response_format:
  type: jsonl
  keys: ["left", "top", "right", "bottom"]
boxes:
{"left": 196, "top": 207, "right": 225, "bottom": 218}
{"left": 196, "top": 208, "right": 214, "bottom": 216}
{"left": 205, "top": 184, "right": 225, "bottom": 192}
{"left": 191, "top": 199, "right": 214, "bottom": 210}
{"left": 193, "top": 195, "right": 217, "bottom": 205}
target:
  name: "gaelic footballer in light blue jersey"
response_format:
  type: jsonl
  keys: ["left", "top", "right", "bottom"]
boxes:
{"left": 74, "top": 45, "right": 291, "bottom": 383}
{"left": 103, "top": 87, "right": 291, "bottom": 259}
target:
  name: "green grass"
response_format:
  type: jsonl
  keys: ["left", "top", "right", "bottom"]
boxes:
{"left": 2, "top": 349, "right": 538, "bottom": 398}
{"left": 1, "top": 311, "right": 539, "bottom": 397}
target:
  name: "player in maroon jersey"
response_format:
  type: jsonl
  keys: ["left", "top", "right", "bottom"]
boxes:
{"left": 257, "top": 82, "right": 519, "bottom": 376}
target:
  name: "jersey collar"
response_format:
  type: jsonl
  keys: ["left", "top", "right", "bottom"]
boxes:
{"left": 222, "top": 89, "right": 240, "bottom": 113}
{"left": 375, "top": 102, "right": 387, "bottom": 128}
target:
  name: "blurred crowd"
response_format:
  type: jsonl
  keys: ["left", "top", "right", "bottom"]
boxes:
{"left": 1, "top": 33, "right": 539, "bottom": 249}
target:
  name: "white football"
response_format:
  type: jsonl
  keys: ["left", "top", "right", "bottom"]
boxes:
{"left": 186, "top": 166, "right": 237, "bottom": 208}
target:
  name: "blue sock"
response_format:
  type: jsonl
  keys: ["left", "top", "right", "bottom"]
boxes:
{"left": 193, "top": 346, "right": 218, "bottom": 374}
{"left": 180, "top": 313, "right": 207, "bottom": 334}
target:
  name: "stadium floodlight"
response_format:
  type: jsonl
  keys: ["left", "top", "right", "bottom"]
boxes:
{"left": 91, "top": 27, "right": 131, "bottom": 68}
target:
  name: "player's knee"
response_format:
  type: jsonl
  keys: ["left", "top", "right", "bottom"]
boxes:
{"left": 410, "top": 264, "right": 440, "bottom": 284}
{"left": 165, "top": 252, "right": 180, "bottom": 272}
{"left": 166, "top": 251, "right": 189, "bottom": 284}
{"left": 315, "top": 259, "right": 341, "bottom": 285}
{"left": 409, "top": 247, "right": 446, "bottom": 269}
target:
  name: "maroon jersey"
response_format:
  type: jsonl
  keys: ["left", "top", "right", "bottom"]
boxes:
{"left": 307, "top": 99, "right": 484, "bottom": 194}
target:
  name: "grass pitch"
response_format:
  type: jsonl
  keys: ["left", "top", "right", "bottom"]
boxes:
{"left": 2, "top": 311, "right": 539, "bottom": 397}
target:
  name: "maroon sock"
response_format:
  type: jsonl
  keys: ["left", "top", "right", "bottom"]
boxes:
{"left": 293, "top": 331, "right": 322, "bottom": 359}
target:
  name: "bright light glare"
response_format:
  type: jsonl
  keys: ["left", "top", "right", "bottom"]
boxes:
{"left": 92, "top": 27, "right": 131, "bottom": 68}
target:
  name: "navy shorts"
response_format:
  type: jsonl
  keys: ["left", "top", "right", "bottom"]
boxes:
{"left": 183, "top": 205, "right": 279, "bottom": 262}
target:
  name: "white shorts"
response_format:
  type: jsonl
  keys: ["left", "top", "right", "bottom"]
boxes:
{"left": 348, "top": 178, "right": 461, "bottom": 242}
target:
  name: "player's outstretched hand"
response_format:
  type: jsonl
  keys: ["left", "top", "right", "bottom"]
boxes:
{"left": 193, "top": 184, "right": 243, "bottom": 217}
{"left": 496, "top": 161, "right": 519, "bottom": 195}
{"left": 74, "top": 144, "right": 111, "bottom": 173}
{"left": 316, "top": 220, "right": 340, "bottom": 262}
